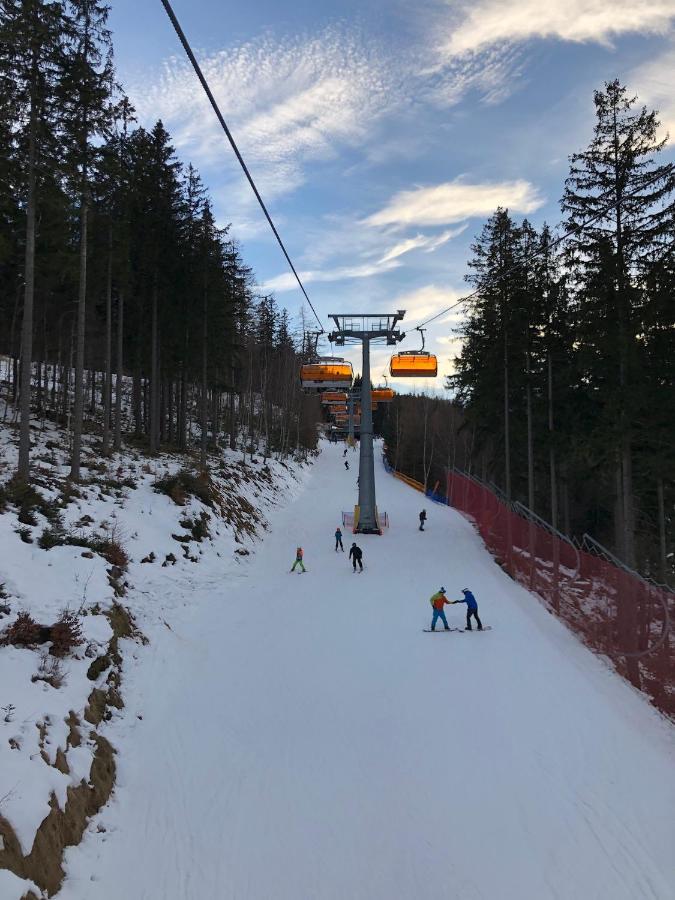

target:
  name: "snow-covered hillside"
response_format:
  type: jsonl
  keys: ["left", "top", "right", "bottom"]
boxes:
{"left": 39, "top": 440, "right": 675, "bottom": 900}
{"left": 0, "top": 414, "right": 312, "bottom": 898}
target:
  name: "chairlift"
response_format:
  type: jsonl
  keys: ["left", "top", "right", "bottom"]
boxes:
{"left": 300, "top": 357, "right": 353, "bottom": 391}
{"left": 371, "top": 388, "right": 394, "bottom": 402}
{"left": 321, "top": 391, "right": 348, "bottom": 405}
{"left": 389, "top": 328, "right": 437, "bottom": 378}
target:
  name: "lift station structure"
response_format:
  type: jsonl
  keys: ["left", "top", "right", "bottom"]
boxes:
{"left": 328, "top": 312, "right": 405, "bottom": 534}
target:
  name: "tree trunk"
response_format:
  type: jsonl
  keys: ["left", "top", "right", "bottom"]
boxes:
{"left": 503, "top": 329, "right": 511, "bottom": 501}
{"left": 103, "top": 223, "right": 113, "bottom": 454}
{"left": 548, "top": 352, "right": 560, "bottom": 611}
{"left": 132, "top": 364, "right": 142, "bottom": 437}
{"left": 114, "top": 290, "right": 124, "bottom": 451}
{"left": 200, "top": 284, "right": 208, "bottom": 468}
{"left": 526, "top": 352, "right": 534, "bottom": 512}
{"left": 229, "top": 364, "right": 237, "bottom": 451}
{"left": 18, "top": 62, "right": 38, "bottom": 481}
{"left": 547, "top": 353, "right": 558, "bottom": 529}
{"left": 70, "top": 193, "right": 88, "bottom": 481}
{"left": 614, "top": 456, "right": 625, "bottom": 560}
{"left": 657, "top": 478, "right": 667, "bottom": 584}
{"left": 178, "top": 365, "right": 187, "bottom": 450}
{"left": 150, "top": 279, "right": 159, "bottom": 452}
{"left": 621, "top": 436, "right": 636, "bottom": 568}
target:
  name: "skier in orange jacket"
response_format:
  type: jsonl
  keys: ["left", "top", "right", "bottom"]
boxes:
{"left": 290, "top": 547, "right": 306, "bottom": 573}
{"left": 429, "top": 587, "right": 451, "bottom": 630}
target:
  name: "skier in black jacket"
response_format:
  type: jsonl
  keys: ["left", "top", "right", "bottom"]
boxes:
{"left": 349, "top": 542, "right": 363, "bottom": 572}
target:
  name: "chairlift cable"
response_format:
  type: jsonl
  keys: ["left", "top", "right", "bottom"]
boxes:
{"left": 159, "top": 0, "right": 324, "bottom": 333}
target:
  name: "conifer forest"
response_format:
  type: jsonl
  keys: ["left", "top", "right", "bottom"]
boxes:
{"left": 383, "top": 81, "right": 675, "bottom": 584}
{"left": 0, "top": 0, "right": 318, "bottom": 487}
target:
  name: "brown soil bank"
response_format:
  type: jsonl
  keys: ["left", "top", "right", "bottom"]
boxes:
{"left": 0, "top": 733, "right": 115, "bottom": 896}
{"left": 0, "top": 603, "right": 141, "bottom": 897}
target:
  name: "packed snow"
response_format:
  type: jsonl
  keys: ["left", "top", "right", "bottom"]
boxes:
{"left": 47, "top": 440, "right": 675, "bottom": 900}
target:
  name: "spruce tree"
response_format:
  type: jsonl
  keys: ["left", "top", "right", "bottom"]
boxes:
{"left": 60, "top": 0, "right": 113, "bottom": 479}
{"left": 562, "top": 79, "right": 672, "bottom": 565}
{"left": 1, "top": 0, "right": 66, "bottom": 479}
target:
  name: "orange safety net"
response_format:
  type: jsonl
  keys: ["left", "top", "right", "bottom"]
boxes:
{"left": 446, "top": 470, "right": 675, "bottom": 717}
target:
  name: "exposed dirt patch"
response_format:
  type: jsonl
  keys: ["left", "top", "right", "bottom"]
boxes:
{"left": 0, "top": 604, "right": 145, "bottom": 895}
{"left": 0, "top": 734, "right": 115, "bottom": 897}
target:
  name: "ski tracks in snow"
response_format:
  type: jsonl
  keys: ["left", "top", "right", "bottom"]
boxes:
{"left": 58, "top": 442, "right": 675, "bottom": 900}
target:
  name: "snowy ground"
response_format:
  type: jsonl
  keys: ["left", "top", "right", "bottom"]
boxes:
{"left": 0, "top": 407, "right": 311, "bottom": 898}
{"left": 48, "top": 440, "right": 675, "bottom": 900}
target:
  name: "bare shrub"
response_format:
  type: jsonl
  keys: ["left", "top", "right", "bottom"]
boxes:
{"left": 99, "top": 538, "right": 129, "bottom": 569}
{"left": 1, "top": 611, "right": 44, "bottom": 647}
{"left": 32, "top": 652, "right": 66, "bottom": 688}
{"left": 50, "top": 610, "right": 83, "bottom": 658}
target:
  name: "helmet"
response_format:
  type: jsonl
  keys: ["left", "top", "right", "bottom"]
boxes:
{"left": 440, "top": 586, "right": 446, "bottom": 593}
{"left": 462, "top": 588, "right": 470, "bottom": 594}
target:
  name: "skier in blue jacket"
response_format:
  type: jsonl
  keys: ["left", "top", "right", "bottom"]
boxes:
{"left": 454, "top": 588, "right": 483, "bottom": 631}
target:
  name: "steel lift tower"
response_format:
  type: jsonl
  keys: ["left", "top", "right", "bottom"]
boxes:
{"left": 329, "top": 312, "right": 405, "bottom": 533}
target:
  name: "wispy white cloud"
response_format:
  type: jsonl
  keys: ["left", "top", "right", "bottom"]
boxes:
{"left": 132, "top": 29, "right": 394, "bottom": 201}
{"left": 631, "top": 46, "right": 675, "bottom": 145}
{"left": 424, "top": 43, "right": 525, "bottom": 107}
{"left": 366, "top": 178, "right": 544, "bottom": 229}
{"left": 421, "top": 0, "right": 675, "bottom": 111}
{"left": 442, "top": 0, "right": 675, "bottom": 57}
{"left": 261, "top": 259, "right": 402, "bottom": 294}
{"left": 378, "top": 226, "right": 467, "bottom": 263}
{"left": 390, "top": 284, "right": 464, "bottom": 324}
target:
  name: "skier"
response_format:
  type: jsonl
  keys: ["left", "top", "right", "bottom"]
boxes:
{"left": 349, "top": 542, "right": 363, "bottom": 572}
{"left": 343, "top": 447, "right": 348, "bottom": 457}
{"left": 429, "top": 587, "right": 451, "bottom": 631}
{"left": 454, "top": 588, "right": 483, "bottom": 630}
{"left": 419, "top": 510, "right": 427, "bottom": 531}
{"left": 290, "top": 547, "right": 306, "bottom": 573}
{"left": 335, "top": 527, "right": 344, "bottom": 552}
{"left": 345, "top": 460, "right": 350, "bottom": 471}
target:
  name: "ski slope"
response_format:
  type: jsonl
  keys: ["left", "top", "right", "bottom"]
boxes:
{"left": 60, "top": 441, "right": 675, "bottom": 900}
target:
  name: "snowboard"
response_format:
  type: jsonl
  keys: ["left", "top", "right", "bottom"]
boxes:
{"left": 422, "top": 626, "right": 492, "bottom": 633}
{"left": 423, "top": 627, "right": 464, "bottom": 633}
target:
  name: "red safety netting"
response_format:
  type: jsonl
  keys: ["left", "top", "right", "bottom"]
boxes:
{"left": 447, "top": 470, "right": 675, "bottom": 718}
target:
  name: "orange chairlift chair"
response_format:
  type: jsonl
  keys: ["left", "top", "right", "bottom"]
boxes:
{"left": 300, "top": 358, "right": 353, "bottom": 391}
{"left": 389, "top": 329, "right": 437, "bottom": 378}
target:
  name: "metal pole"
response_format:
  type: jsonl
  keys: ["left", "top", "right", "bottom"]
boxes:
{"left": 348, "top": 393, "right": 355, "bottom": 444}
{"left": 357, "top": 337, "right": 378, "bottom": 532}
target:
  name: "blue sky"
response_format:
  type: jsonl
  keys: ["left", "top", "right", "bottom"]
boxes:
{"left": 108, "top": 0, "right": 675, "bottom": 390}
